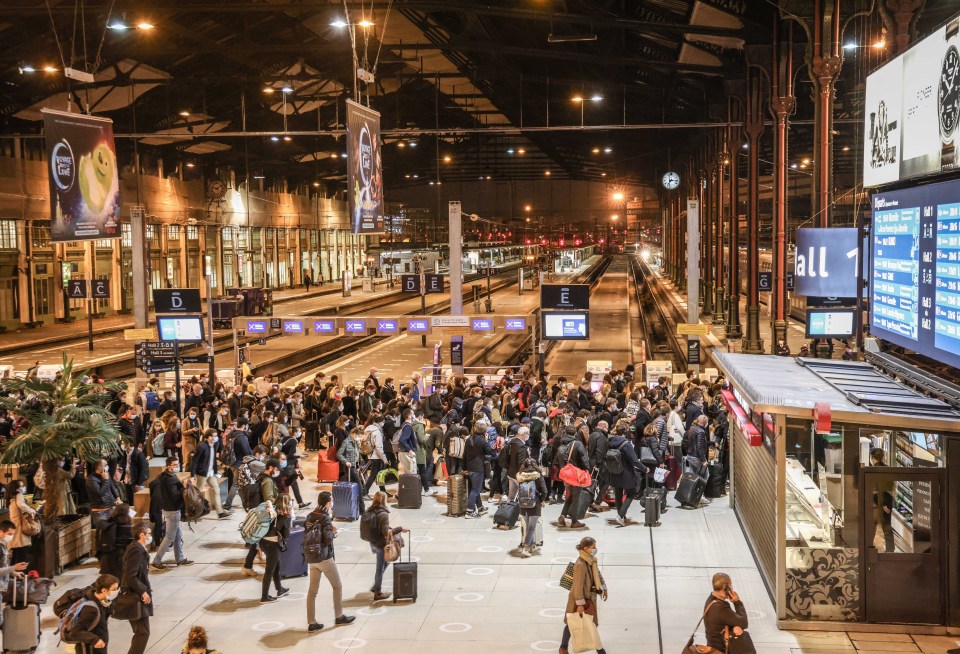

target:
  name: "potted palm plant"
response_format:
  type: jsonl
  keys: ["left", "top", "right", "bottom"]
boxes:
{"left": 0, "top": 355, "right": 125, "bottom": 572}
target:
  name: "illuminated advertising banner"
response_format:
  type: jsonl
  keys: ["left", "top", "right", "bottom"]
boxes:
{"left": 870, "top": 177, "right": 960, "bottom": 369}
{"left": 42, "top": 109, "right": 121, "bottom": 242}
{"left": 346, "top": 99, "right": 384, "bottom": 233}
{"left": 864, "top": 16, "right": 960, "bottom": 187}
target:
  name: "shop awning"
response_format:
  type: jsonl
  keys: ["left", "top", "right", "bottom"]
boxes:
{"left": 721, "top": 390, "right": 762, "bottom": 446}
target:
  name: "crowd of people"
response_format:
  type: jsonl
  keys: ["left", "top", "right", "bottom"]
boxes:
{"left": 0, "top": 359, "right": 750, "bottom": 653}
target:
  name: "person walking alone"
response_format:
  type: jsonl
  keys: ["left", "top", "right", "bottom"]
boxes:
{"left": 361, "top": 492, "right": 407, "bottom": 601}
{"left": 116, "top": 523, "right": 154, "bottom": 654}
{"left": 303, "top": 491, "right": 355, "bottom": 632}
{"left": 559, "top": 537, "right": 608, "bottom": 654}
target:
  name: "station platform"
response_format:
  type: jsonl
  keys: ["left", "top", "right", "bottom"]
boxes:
{"left": 33, "top": 451, "right": 958, "bottom": 654}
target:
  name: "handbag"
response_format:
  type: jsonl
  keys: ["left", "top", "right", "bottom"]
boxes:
{"left": 384, "top": 531, "right": 404, "bottom": 563}
{"left": 559, "top": 561, "right": 576, "bottom": 590}
{"left": 566, "top": 611, "right": 603, "bottom": 653}
{"left": 558, "top": 444, "right": 592, "bottom": 488}
{"left": 110, "top": 588, "right": 142, "bottom": 621}
{"left": 653, "top": 467, "right": 669, "bottom": 484}
{"left": 640, "top": 444, "right": 659, "bottom": 466}
{"left": 21, "top": 512, "right": 41, "bottom": 537}
{"left": 725, "top": 627, "right": 757, "bottom": 654}
{"left": 681, "top": 600, "right": 721, "bottom": 654}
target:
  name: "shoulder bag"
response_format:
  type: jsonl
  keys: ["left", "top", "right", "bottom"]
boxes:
{"left": 558, "top": 443, "right": 592, "bottom": 488}
{"left": 681, "top": 600, "right": 722, "bottom": 654}
{"left": 384, "top": 531, "right": 404, "bottom": 563}
{"left": 724, "top": 625, "right": 757, "bottom": 654}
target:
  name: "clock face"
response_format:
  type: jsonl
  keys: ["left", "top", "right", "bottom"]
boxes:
{"left": 662, "top": 171, "right": 680, "bottom": 190}
{"left": 940, "top": 45, "right": 960, "bottom": 139}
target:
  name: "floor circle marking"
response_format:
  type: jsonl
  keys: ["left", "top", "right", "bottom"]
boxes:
{"left": 439, "top": 623, "right": 473, "bottom": 633}
{"left": 465, "top": 567, "right": 494, "bottom": 576}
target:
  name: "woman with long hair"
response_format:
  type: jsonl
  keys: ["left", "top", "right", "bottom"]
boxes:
{"left": 259, "top": 494, "right": 292, "bottom": 603}
{"left": 182, "top": 626, "right": 221, "bottom": 654}
{"left": 362, "top": 491, "right": 407, "bottom": 601}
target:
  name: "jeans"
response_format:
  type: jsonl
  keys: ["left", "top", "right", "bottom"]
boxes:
{"left": 613, "top": 486, "right": 634, "bottom": 518}
{"left": 307, "top": 558, "right": 343, "bottom": 623}
{"left": 467, "top": 471, "right": 484, "bottom": 512}
{"left": 288, "top": 478, "right": 304, "bottom": 505}
{"left": 363, "top": 459, "right": 387, "bottom": 495}
{"left": 195, "top": 474, "right": 224, "bottom": 514}
{"left": 244, "top": 542, "right": 259, "bottom": 569}
{"left": 128, "top": 616, "right": 150, "bottom": 654}
{"left": 520, "top": 514, "right": 540, "bottom": 548}
{"left": 260, "top": 538, "right": 282, "bottom": 598}
{"left": 152, "top": 510, "right": 183, "bottom": 565}
{"left": 371, "top": 544, "right": 389, "bottom": 593}
{"left": 559, "top": 484, "right": 578, "bottom": 519}
{"left": 225, "top": 465, "right": 241, "bottom": 508}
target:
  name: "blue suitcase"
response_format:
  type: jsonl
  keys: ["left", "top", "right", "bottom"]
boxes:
{"left": 332, "top": 481, "right": 360, "bottom": 521}
{"left": 280, "top": 526, "right": 308, "bottom": 578}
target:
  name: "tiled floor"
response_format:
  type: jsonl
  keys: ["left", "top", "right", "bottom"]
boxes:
{"left": 32, "top": 453, "right": 960, "bottom": 654}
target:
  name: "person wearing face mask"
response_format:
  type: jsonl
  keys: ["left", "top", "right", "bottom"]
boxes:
{"left": 86, "top": 462, "right": 122, "bottom": 524}
{"left": 303, "top": 491, "right": 355, "bottom": 631}
{"left": 6, "top": 481, "right": 36, "bottom": 566}
{"left": 559, "top": 537, "right": 608, "bottom": 654}
{"left": 180, "top": 408, "right": 201, "bottom": 469}
{"left": 115, "top": 523, "right": 154, "bottom": 654}
{"left": 150, "top": 457, "right": 194, "bottom": 570}
{"left": 362, "top": 414, "right": 389, "bottom": 499}
{"left": 358, "top": 385, "right": 376, "bottom": 424}
{"left": 157, "top": 391, "right": 179, "bottom": 419}
{"left": 64, "top": 574, "right": 120, "bottom": 654}
{"left": 228, "top": 386, "right": 244, "bottom": 421}
{"left": 121, "top": 440, "right": 150, "bottom": 504}
{"left": 0, "top": 520, "right": 29, "bottom": 597}
{"left": 336, "top": 429, "right": 366, "bottom": 515}
{"left": 190, "top": 429, "right": 231, "bottom": 519}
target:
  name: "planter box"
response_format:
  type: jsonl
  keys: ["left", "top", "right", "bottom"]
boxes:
{"left": 38, "top": 515, "right": 95, "bottom": 576}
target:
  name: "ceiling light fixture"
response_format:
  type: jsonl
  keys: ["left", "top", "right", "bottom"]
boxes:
{"left": 186, "top": 162, "right": 195, "bottom": 168}
{"left": 357, "top": 20, "right": 374, "bottom": 28}
{"left": 313, "top": 181, "right": 321, "bottom": 187}
{"left": 281, "top": 86, "right": 293, "bottom": 93}
{"left": 443, "top": 155, "right": 451, "bottom": 163}
{"left": 571, "top": 96, "right": 584, "bottom": 103}
{"left": 283, "top": 136, "right": 291, "bottom": 142}
{"left": 253, "top": 175, "right": 265, "bottom": 179}
{"left": 108, "top": 21, "right": 128, "bottom": 30}
{"left": 270, "top": 136, "right": 279, "bottom": 142}
{"left": 603, "top": 147, "right": 612, "bottom": 153}
{"left": 136, "top": 22, "right": 154, "bottom": 30}
{"left": 517, "top": 148, "right": 526, "bottom": 155}
{"left": 545, "top": 170, "right": 551, "bottom": 176}
{"left": 179, "top": 110, "right": 190, "bottom": 117}
{"left": 19, "top": 65, "right": 35, "bottom": 73}
{"left": 408, "top": 141, "right": 417, "bottom": 148}
{"left": 397, "top": 142, "right": 406, "bottom": 148}
{"left": 590, "top": 94, "right": 603, "bottom": 102}
{"left": 340, "top": 153, "right": 347, "bottom": 158}
{"left": 842, "top": 146, "right": 850, "bottom": 152}
{"left": 592, "top": 148, "right": 600, "bottom": 154}
{"left": 330, "top": 19, "right": 347, "bottom": 28}
{"left": 601, "top": 172, "right": 607, "bottom": 177}
{"left": 42, "top": 66, "right": 57, "bottom": 73}
{"left": 844, "top": 42, "right": 857, "bottom": 50}
{"left": 791, "top": 163, "right": 798, "bottom": 169}
{"left": 507, "top": 148, "right": 515, "bottom": 154}
{"left": 742, "top": 143, "right": 749, "bottom": 149}
{"left": 405, "top": 174, "right": 411, "bottom": 179}
{"left": 873, "top": 40, "right": 886, "bottom": 49}
{"left": 548, "top": 33, "right": 597, "bottom": 43}
{"left": 486, "top": 176, "right": 491, "bottom": 180}
{"left": 612, "top": 192, "right": 624, "bottom": 201}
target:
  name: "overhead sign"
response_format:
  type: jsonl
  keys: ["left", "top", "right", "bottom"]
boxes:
{"left": 156, "top": 315, "right": 205, "bottom": 342}
{"left": 504, "top": 317, "right": 527, "bottom": 331}
{"left": 246, "top": 320, "right": 268, "bottom": 334}
{"left": 401, "top": 274, "right": 420, "bottom": 293}
{"left": 153, "top": 288, "right": 202, "bottom": 313}
{"left": 540, "top": 284, "right": 589, "bottom": 311}
{"left": 793, "top": 228, "right": 859, "bottom": 298}
{"left": 345, "top": 319, "right": 367, "bottom": 334}
{"left": 686, "top": 338, "right": 702, "bottom": 365}
{"left": 135, "top": 341, "right": 175, "bottom": 357}
{"left": 282, "top": 320, "right": 304, "bottom": 334}
{"left": 808, "top": 296, "right": 857, "bottom": 308}
{"left": 471, "top": 318, "right": 493, "bottom": 332}
{"left": 313, "top": 319, "right": 336, "bottom": 334}
{"left": 42, "top": 108, "right": 121, "bottom": 242}
{"left": 645, "top": 360, "right": 674, "bottom": 387}
{"left": 541, "top": 311, "right": 589, "bottom": 340}
{"left": 431, "top": 316, "right": 470, "bottom": 328}
{"left": 68, "top": 279, "right": 87, "bottom": 298}
{"left": 124, "top": 328, "right": 157, "bottom": 341}
{"left": 91, "top": 279, "right": 110, "bottom": 299}
{"left": 425, "top": 274, "right": 444, "bottom": 293}
{"left": 407, "top": 318, "right": 430, "bottom": 333}
{"left": 676, "top": 323, "right": 711, "bottom": 336}
{"left": 758, "top": 271, "right": 772, "bottom": 292}
{"left": 377, "top": 319, "right": 398, "bottom": 333}
{"left": 450, "top": 340, "right": 464, "bottom": 366}
{"left": 863, "top": 17, "right": 960, "bottom": 187}
{"left": 806, "top": 309, "right": 856, "bottom": 339}
{"left": 346, "top": 99, "right": 384, "bottom": 234}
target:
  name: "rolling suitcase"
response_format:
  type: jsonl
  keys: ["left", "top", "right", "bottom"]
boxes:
{"left": 643, "top": 491, "right": 662, "bottom": 526}
{"left": 446, "top": 473, "right": 468, "bottom": 517}
{"left": 397, "top": 473, "right": 422, "bottom": 509}
{"left": 493, "top": 500, "right": 520, "bottom": 529}
{"left": 664, "top": 455, "right": 681, "bottom": 491}
{"left": 392, "top": 531, "right": 418, "bottom": 603}
{"left": 332, "top": 481, "right": 360, "bottom": 521}
{"left": 675, "top": 472, "right": 706, "bottom": 509}
{"left": 570, "top": 486, "right": 592, "bottom": 522}
{"left": 705, "top": 463, "right": 726, "bottom": 498}
{"left": 279, "top": 525, "right": 308, "bottom": 578}
{"left": 2, "top": 581, "right": 40, "bottom": 654}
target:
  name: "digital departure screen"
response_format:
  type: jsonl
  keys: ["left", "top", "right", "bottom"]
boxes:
{"left": 870, "top": 178, "right": 960, "bottom": 369}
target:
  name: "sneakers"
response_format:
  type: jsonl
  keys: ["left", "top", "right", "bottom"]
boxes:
{"left": 477, "top": 506, "right": 489, "bottom": 515}
{"left": 177, "top": 559, "right": 194, "bottom": 566}
{"left": 299, "top": 502, "right": 313, "bottom": 509}
{"left": 335, "top": 615, "right": 356, "bottom": 625}
{"left": 277, "top": 587, "right": 290, "bottom": 598}
{"left": 569, "top": 521, "right": 586, "bottom": 529}
{"left": 308, "top": 623, "right": 324, "bottom": 632}
{"left": 373, "top": 592, "right": 391, "bottom": 601}
{"left": 261, "top": 595, "right": 278, "bottom": 603}
{"left": 217, "top": 512, "right": 231, "bottom": 519}
{"left": 465, "top": 511, "right": 480, "bottom": 519}
{"left": 616, "top": 514, "right": 626, "bottom": 527}
{"left": 241, "top": 566, "right": 258, "bottom": 577}
{"left": 518, "top": 548, "right": 532, "bottom": 558}
{"left": 149, "top": 562, "right": 166, "bottom": 572}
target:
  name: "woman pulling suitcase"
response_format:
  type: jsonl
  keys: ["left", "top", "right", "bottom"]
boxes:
{"left": 360, "top": 492, "right": 408, "bottom": 601}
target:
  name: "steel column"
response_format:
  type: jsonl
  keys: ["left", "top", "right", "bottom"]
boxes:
{"left": 714, "top": 137, "right": 726, "bottom": 325}
{"left": 808, "top": 0, "right": 842, "bottom": 228}
{"left": 771, "top": 19, "right": 796, "bottom": 350}
{"left": 743, "top": 66, "right": 765, "bottom": 354}
{"left": 726, "top": 97, "right": 743, "bottom": 338}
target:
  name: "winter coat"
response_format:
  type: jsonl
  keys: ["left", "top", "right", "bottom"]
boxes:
{"left": 553, "top": 433, "right": 590, "bottom": 472}
{"left": 605, "top": 435, "right": 646, "bottom": 491}
{"left": 463, "top": 433, "right": 494, "bottom": 474}
{"left": 9, "top": 492, "right": 36, "bottom": 549}
{"left": 516, "top": 470, "right": 549, "bottom": 517}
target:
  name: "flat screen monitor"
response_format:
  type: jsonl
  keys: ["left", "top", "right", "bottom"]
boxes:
{"left": 245, "top": 320, "right": 267, "bottom": 334}
{"left": 157, "top": 315, "right": 205, "bottom": 342}
{"left": 344, "top": 319, "right": 367, "bottom": 334}
{"left": 541, "top": 311, "right": 589, "bottom": 340}
{"left": 282, "top": 320, "right": 304, "bottom": 334}
{"left": 805, "top": 309, "right": 856, "bottom": 339}
{"left": 407, "top": 319, "right": 429, "bottom": 333}
{"left": 504, "top": 317, "right": 527, "bottom": 331}
{"left": 313, "top": 320, "right": 335, "bottom": 334}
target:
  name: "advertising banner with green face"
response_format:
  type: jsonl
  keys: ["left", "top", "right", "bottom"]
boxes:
{"left": 346, "top": 99, "right": 383, "bottom": 234}
{"left": 42, "top": 108, "right": 121, "bottom": 242}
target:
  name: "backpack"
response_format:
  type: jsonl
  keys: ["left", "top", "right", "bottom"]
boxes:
{"left": 517, "top": 479, "right": 538, "bottom": 509}
{"left": 57, "top": 596, "right": 100, "bottom": 644}
{"left": 219, "top": 429, "right": 238, "bottom": 467}
{"left": 498, "top": 437, "right": 515, "bottom": 468}
{"left": 447, "top": 433, "right": 465, "bottom": 458}
{"left": 151, "top": 432, "right": 165, "bottom": 457}
{"left": 605, "top": 442, "right": 626, "bottom": 476}
{"left": 241, "top": 474, "right": 266, "bottom": 511}
{"left": 359, "top": 510, "right": 384, "bottom": 546}
{"left": 236, "top": 456, "right": 256, "bottom": 488}
{"left": 302, "top": 518, "right": 331, "bottom": 564}
{"left": 53, "top": 587, "right": 86, "bottom": 619}
{"left": 144, "top": 390, "right": 160, "bottom": 411}
{"left": 440, "top": 409, "right": 460, "bottom": 427}
{"left": 182, "top": 484, "right": 209, "bottom": 523}
{"left": 360, "top": 428, "right": 376, "bottom": 457}
{"left": 239, "top": 503, "right": 273, "bottom": 544}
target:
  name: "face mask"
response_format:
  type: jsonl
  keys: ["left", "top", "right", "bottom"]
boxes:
{"left": 589, "top": 548, "right": 598, "bottom": 557}
{"left": 212, "top": 437, "right": 219, "bottom": 444}
{"left": 172, "top": 467, "right": 181, "bottom": 474}
{"left": 189, "top": 413, "right": 197, "bottom": 420}
{"left": 280, "top": 460, "right": 288, "bottom": 468}
{"left": 272, "top": 471, "right": 280, "bottom": 478}
{"left": 107, "top": 590, "right": 119, "bottom": 602}
{"left": 3, "top": 535, "right": 12, "bottom": 544}
{"left": 17, "top": 487, "right": 23, "bottom": 495}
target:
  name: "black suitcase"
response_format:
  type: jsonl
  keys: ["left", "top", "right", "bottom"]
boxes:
{"left": 397, "top": 473, "right": 422, "bottom": 509}
{"left": 446, "top": 473, "right": 468, "bottom": 517}
{"left": 492, "top": 500, "right": 520, "bottom": 529}
{"left": 571, "top": 486, "right": 592, "bottom": 522}
{"left": 392, "top": 532, "right": 418, "bottom": 603}
{"left": 643, "top": 492, "right": 661, "bottom": 526}
{"left": 676, "top": 472, "right": 706, "bottom": 508}
{"left": 280, "top": 526, "right": 308, "bottom": 578}
{"left": 705, "top": 463, "right": 726, "bottom": 498}
{"left": 643, "top": 487, "right": 667, "bottom": 512}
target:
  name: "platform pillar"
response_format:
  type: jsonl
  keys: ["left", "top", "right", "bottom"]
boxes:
{"left": 726, "top": 96, "right": 743, "bottom": 339}
{"left": 743, "top": 66, "right": 764, "bottom": 354}
{"left": 771, "top": 18, "right": 796, "bottom": 353}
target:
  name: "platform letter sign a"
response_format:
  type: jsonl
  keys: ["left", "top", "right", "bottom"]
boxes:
{"left": 68, "top": 279, "right": 87, "bottom": 298}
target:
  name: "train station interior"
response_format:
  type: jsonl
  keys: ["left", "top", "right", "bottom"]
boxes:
{"left": 3, "top": 1, "right": 960, "bottom": 653}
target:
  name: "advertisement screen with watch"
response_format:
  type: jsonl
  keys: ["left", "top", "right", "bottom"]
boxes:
{"left": 863, "top": 15, "right": 960, "bottom": 187}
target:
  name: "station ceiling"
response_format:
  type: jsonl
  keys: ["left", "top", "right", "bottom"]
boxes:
{"left": 0, "top": 0, "right": 958, "bottom": 193}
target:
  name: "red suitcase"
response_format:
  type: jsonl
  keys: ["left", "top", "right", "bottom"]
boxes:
{"left": 317, "top": 448, "right": 340, "bottom": 482}
{"left": 664, "top": 455, "right": 681, "bottom": 491}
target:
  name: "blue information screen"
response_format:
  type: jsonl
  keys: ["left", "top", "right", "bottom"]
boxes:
{"left": 313, "top": 320, "right": 335, "bottom": 334}
{"left": 282, "top": 320, "right": 304, "bottom": 334}
{"left": 871, "top": 178, "right": 960, "bottom": 369}
{"left": 407, "top": 319, "right": 429, "bottom": 332}
{"left": 376, "top": 319, "right": 398, "bottom": 333}
{"left": 246, "top": 320, "right": 267, "bottom": 334}
{"left": 345, "top": 320, "right": 367, "bottom": 334}
{"left": 505, "top": 317, "right": 527, "bottom": 331}
{"left": 471, "top": 318, "right": 493, "bottom": 332}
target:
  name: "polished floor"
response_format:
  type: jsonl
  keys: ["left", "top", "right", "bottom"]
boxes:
{"left": 33, "top": 454, "right": 960, "bottom": 654}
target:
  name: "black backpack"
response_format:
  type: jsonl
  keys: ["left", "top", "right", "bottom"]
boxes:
{"left": 359, "top": 510, "right": 384, "bottom": 547}
{"left": 605, "top": 442, "right": 626, "bottom": 475}
{"left": 498, "top": 437, "right": 515, "bottom": 468}
{"left": 302, "top": 517, "right": 331, "bottom": 564}
{"left": 241, "top": 475, "right": 266, "bottom": 510}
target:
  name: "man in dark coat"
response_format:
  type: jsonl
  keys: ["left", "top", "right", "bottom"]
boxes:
{"left": 119, "top": 523, "right": 154, "bottom": 654}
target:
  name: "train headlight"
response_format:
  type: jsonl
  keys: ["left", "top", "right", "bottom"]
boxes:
{"left": 641, "top": 249, "right": 651, "bottom": 262}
